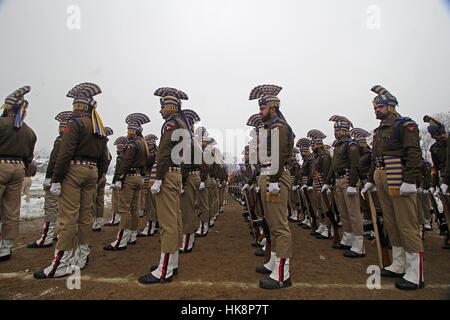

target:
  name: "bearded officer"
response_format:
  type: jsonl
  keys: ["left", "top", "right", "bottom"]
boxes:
{"left": 361, "top": 85, "right": 423, "bottom": 290}
{"left": 250, "top": 84, "right": 294, "bottom": 289}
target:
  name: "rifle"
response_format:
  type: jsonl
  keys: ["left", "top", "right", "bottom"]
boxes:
{"left": 242, "top": 187, "right": 259, "bottom": 245}
{"left": 364, "top": 191, "right": 391, "bottom": 268}
{"left": 436, "top": 191, "right": 450, "bottom": 243}
{"left": 321, "top": 190, "right": 340, "bottom": 244}
{"left": 254, "top": 186, "right": 272, "bottom": 264}
{"left": 429, "top": 190, "right": 448, "bottom": 236}
{"left": 303, "top": 188, "right": 318, "bottom": 231}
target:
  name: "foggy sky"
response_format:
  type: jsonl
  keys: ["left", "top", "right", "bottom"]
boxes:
{"left": 1, "top": 0, "right": 449, "bottom": 162}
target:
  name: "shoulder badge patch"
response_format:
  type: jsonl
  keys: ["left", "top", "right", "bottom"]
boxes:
{"left": 406, "top": 123, "right": 416, "bottom": 133}
{"left": 164, "top": 122, "right": 175, "bottom": 132}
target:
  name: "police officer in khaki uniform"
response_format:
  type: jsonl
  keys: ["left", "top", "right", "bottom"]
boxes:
{"left": 139, "top": 87, "right": 189, "bottom": 284}
{"left": 361, "top": 85, "right": 423, "bottom": 290}
{"left": 104, "top": 114, "right": 149, "bottom": 250}
{"left": 306, "top": 129, "right": 332, "bottom": 239}
{"left": 0, "top": 86, "right": 36, "bottom": 261}
{"left": 322, "top": 115, "right": 365, "bottom": 257}
{"left": 195, "top": 128, "right": 214, "bottom": 237}
{"left": 92, "top": 126, "right": 113, "bottom": 232}
{"left": 297, "top": 138, "right": 314, "bottom": 229}
{"left": 179, "top": 109, "right": 202, "bottom": 252}
{"left": 250, "top": 84, "right": 294, "bottom": 289}
{"left": 28, "top": 111, "right": 73, "bottom": 248}
{"left": 288, "top": 148, "right": 301, "bottom": 222}
{"left": 105, "top": 136, "right": 128, "bottom": 226}
{"left": 34, "top": 82, "right": 108, "bottom": 278}
{"left": 138, "top": 134, "right": 159, "bottom": 237}
{"left": 424, "top": 116, "right": 450, "bottom": 249}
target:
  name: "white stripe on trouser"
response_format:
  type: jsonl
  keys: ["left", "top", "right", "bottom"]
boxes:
{"left": 403, "top": 251, "right": 423, "bottom": 285}
{"left": 385, "top": 246, "right": 406, "bottom": 274}
{"left": 269, "top": 256, "right": 290, "bottom": 282}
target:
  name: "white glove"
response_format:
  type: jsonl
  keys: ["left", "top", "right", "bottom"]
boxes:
{"left": 417, "top": 187, "right": 423, "bottom": 194}
{"left": 441, "top": 184, "right": 448, "bottom": 195}
{"left": 43, "top": 178, "right": 51, "bottom": 189}
{"left": 199, "top": 181, "right": 205, "bottom": 191}
{"left": 241, "top": 183, "right": 251, "bottom": 191}
{"left": 255, "top": 186, "right": 260, "bottom": 193}
{"left": 346, "top": 186, "right": 358, "bottom": 196}
{"left": 151, "top": 180, "right": 162, "bottom": 194}
{"left": 399, "top": 182, "right": 417, "bottom": 196}
{"left": 307, "top": 186, "right": 314, "bottom": 191}
{"left": 429, "top": 187, "right": 435, "bottom": 194}
{"left": 115, "top": 181, "right": 123, "bottom": 190}
{"left": 292, "top": 185, "right": 299, "bottom": 191}
{"left": 300, "top": 185, "right": 308, "bottom": 191}
{"left": 268, "top": 182, "right": 280, "bottom": 194}
{"left": 50, "top": 183, "right": 61, "bottom": 196}
{"left": 321, "top": 184, "right": 330, "bottom": 193}
{"left": 422, "top": 188, "right": 429, "bottom": 194}
{"left": 360, "top": 182, "right": 375, "bottom": 199}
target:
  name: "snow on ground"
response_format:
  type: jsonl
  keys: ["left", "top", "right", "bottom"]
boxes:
{"left": 20, "top": 173, "right": 114, "bottom": 221}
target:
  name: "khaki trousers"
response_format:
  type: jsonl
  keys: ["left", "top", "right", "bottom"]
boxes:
{"left": 118, "top": 175, "right": 144, "bottom": 231}
{"left": 374, "top": 169, "right": 423, "bottom": 253}
{"left": 334, "top": 178, "right": 364, "bottom": 236}
{"left": 156, "top": 171, "right": 182, "bottom": 253}
{"left": 92, "top": 174, "right": 106, "bottom": 218}
{"left": 56, "top": 164, "right": 97, "bottom": 251}
{"left": 197, "top": 177, "right": 210, "bottom": 223}
{"left": 417, "top": 191, "right": 431, "bottom": 224}
{"left": 43, "top": 186, "right": 58, "bottom": 223}
{"left": 258, "top": 170, "right": 292, "bottom": 258}
{"left": 181, "top": 173, "right": 200, "bottom": 234}
{"left": 144, "top": 183, "right": 158, "bottom": 221}
{"left": 310, "top": 190, "right": 326, "bottom": 223}
{"left": 208, "top": 178, "right": 217, "bottom": 220}
{"left": 0, "top": 163, "right": 25, "bottom": 240}
{"left": 21, "top": 176, "right": 32, "bottom": 202}
{"left": 112, "top": 189, "right": 119, "bottom": 215}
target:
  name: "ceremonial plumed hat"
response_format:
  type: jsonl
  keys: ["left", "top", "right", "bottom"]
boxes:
{"left": 296, "top": 138, "right": 312, "bottom": 151}
{"left": 154, "top": 87, "right": 188, "bottom": 110}
{"left": 329, "top": 115, "right": 353, "bottom": 131}
{"left": 183, "top": 109, "right": 201, "bottom": 126}
{"left": 249, "top": 84, "right": 282, "bottom": 109}
{"left": 307, "top": 129, "right": 326, "bottom": 144}
{"left": 350, "top": 128, "right": 371, "bottom": 144}
{"left": 371, "top": 85, "right": 399, "bottom": 114}
{"left": 423, "top": 115, "right": 446, "bottom": 136}
{"left": 104, "top": 127, "right": 114, "bottom": 137}
{"left": 246, "top": 113, "right": 263, "bottom": 127}
{"left": 125, "top": 113, "right": 150, "bottom": 133}
{"left": 113, "top": 136, "right": 128, "bottom": 146}
{"left": 2, "top": 86, "right": 31, "bottom": 128}
{"left": 67, "top": 82, "right": 105, "bottom": 137}
{"left": 55, "top": 111, "right": 73, "bottom": 130}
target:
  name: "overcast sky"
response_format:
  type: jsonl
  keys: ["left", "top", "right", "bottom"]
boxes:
{"left": 1, "top": 0, "right": 449, "bottom": 162}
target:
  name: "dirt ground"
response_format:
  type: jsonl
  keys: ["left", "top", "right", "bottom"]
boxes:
{"left": 0, "top": 194, "right": 449, "bottom": 300}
